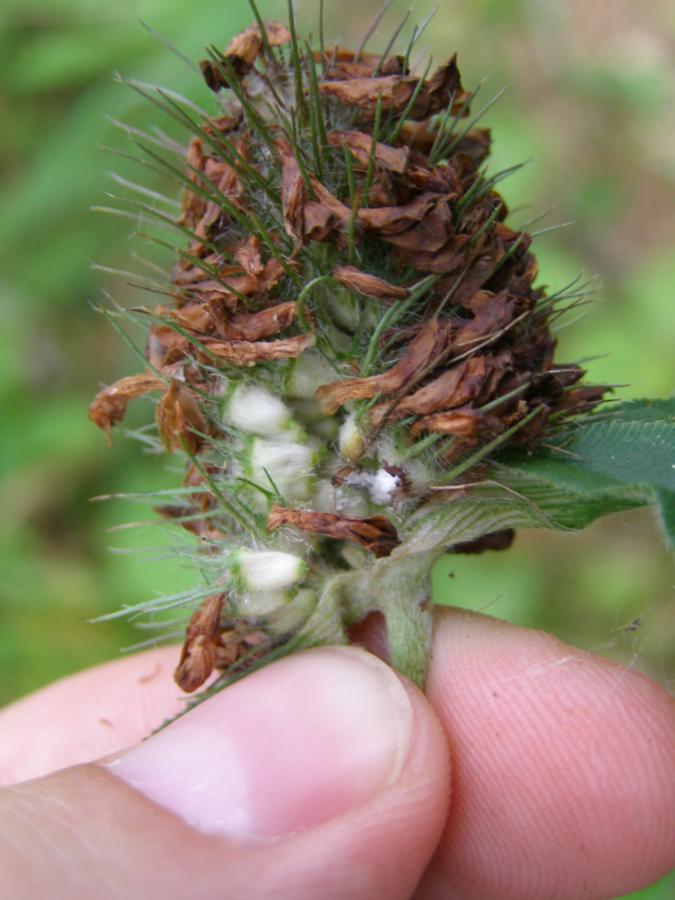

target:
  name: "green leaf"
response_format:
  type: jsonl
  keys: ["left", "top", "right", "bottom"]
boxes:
{"left": 395, "top": 397, "right": 673, "bottom": 560}
{"left": 496, "top": 397, "right": 675, "bottom": 547}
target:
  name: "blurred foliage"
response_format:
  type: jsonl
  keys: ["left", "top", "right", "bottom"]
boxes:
{"left": 0, "top": 2, "right": 672, "bottom": 894}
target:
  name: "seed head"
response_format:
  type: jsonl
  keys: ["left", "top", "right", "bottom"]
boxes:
{"left": 90, "top": 12, "right": 613, "bottom": 695}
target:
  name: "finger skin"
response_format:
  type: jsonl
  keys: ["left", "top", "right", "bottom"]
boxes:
{"left": 2, "top": 609, "right": 674, "bottom": 900}
{"left": 0, "top": 647, "right": 186, "bottom": 786}
{"left": 416, "top": 609, "right": 675, "bottom": 900}
{"left": 0, "top": 676, "right": 450, "bottom": 900}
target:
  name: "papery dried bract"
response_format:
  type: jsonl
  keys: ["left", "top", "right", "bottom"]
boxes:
{"left": 89, "top": 373, "right": 165, "bottom": 442}
{"left": 332, "top": 265, "right": 410, "bottom": 299}
{"left": 268, "top": 505, "right": 400, "bottom": 558}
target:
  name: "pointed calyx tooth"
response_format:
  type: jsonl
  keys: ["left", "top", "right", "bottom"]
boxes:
{"left": 233, "top": 549, "right": 307, "bottom": 592}
{"left": 223, "top": 383, "right": 293, "bottom": 437}
{"left": 267, "top": 505, "right": 400, "bottom": 559}
{"left": 338, "top": 413, "right": 366, "bottom": 463}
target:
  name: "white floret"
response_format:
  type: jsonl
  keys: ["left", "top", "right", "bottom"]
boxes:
{"left": 235, "top": 550, "right": 307, "bottom": 592}
{"left": 224, "top": 384, "right": 292, "bottom": 436}
{"left": 250, "top": 438, "right": 315, "bottom": 500}
{"left": 286, "top": 351, "right": 337, "bottom": 399}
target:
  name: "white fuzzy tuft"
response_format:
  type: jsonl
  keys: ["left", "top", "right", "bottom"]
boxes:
{"left": 286, "top": 351, "right": 337, "bottom": 399}
{"left": 239, "top": 589, "right": 288, "bottom": 616}
{"left": 235, "top": 550, "right": 307, "bottom": 592}
{"left": 249, "top": 438, "right": 315, "bottom": 500}
{"left": 224, "top": 384, "right": 292, "bottom": 436}
{"left": 345, "top": 468, "right": 400, "bottom": 506}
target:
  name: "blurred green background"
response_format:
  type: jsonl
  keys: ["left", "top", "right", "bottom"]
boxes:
{"left": 0, "top": 1, "right": 673, "bottom": 894}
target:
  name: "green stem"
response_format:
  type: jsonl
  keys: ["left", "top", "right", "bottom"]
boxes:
{"left": 370, "top": 554, "right": 435, "bottom": 688}
{"left": 337, "top": 552, "right": 439, "bottom": 689}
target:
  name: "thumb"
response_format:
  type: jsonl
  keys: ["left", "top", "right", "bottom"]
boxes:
{"left": 0, "top": 647, "right": 450, "bottom": 900}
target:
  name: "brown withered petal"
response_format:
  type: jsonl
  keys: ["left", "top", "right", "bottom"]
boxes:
{"left": 226, "top": 27, "right": 262, "bottom": 69}
{"left": 409, "top": 56, "right": 471, "bottom": 120}
{"left": 307, "top": 179, "right": 351, "bottom": 229}
{"left": 178, "top": 138, "right": 207, "bottom": 229}
{"left": 357, "top": 192, "right": 439, "bottom": 235}
{"left": 327, "top": 131, "right": 410, "bottom": 174}
{"left": 553, "top": 384, "right": 607, "bottom": 415}
{"left": 200, "top": 60, "right": 226, "bottom": 93}
{"left": 455, "top": 290, "right": 515, "bottom": 349}
{"left": 381, "top": 198, "right": 453, "bottom": 252}
{"left": 371, "top": 356, "right": 489, "bottom": 425}
{"left": 174, "top": 594, "right": 225, "bottom": 693}
{"left": 203, "top": 112, "right": 242, "bottom": 136}
{"left": 278, "top": 140, "right": 305, "bottom": 241}
{"left": 184, "top": 462, "right": 220, "bottom": 512}
{"left": 451, "top": 529, "right": 515, "bottom": 554}
{"left": 156, "top": 382, "right": 207, "bottom": 454}
{"left": 303, "top": 202, "right": 338, "bottom": 242}
{"left": 407, "top": 163, "right": 461, "bottom": 195}
{"left": 319, "top": 75, "right": 418, "bottom": 112}
{"left": 332, "top": 265, "right": 410, "bottom": 299}
{"left": 225, "top": 302, "right": 298, "bottom": 341}
{"left": 203, "top": 332, "right": 315, "bottom": 365}
{"left": 89, "top": 373, "right": 166, "bottom": 442}
{"left": 410, "top": 408, "right": 501, "bottom": 438}
{"left": 146, "top": 326, "right": 191, "bottom": 370}
{"left": 316, "top": 47, "right": 406, "bottom": 80}
{"left": 157, "top": 303, "right": 215, "bottom": 335}
{"left": 453, "top": 128, "right": 492, "bottom": 164}
{"left": 267, "top": 505, "right": 400, "bottom": 558}
{"left": 398, "top": 233, "right": 471, "bottom": 274}
{"left": 202, "top": 22, "right": 292, "bottom": 87}
{"left": 367, "top": 174, "right": 398, "bottom": 207}
{"left": 316, "top": 319, "right": 446, "bottom": 414}
{"left": 234, "top": 235, "right": 264, "bottom": 276}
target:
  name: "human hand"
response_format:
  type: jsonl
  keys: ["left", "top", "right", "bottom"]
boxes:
{"left": 0, "top": 608, "right": 673, "bottom": 900}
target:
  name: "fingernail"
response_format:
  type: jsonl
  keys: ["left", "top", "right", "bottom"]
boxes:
{"left": 107, "top": 647, "right": 412, "bottom": 841}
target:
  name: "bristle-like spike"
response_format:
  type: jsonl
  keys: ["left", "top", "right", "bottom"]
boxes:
{"left": 373, "top": 8, "right": 412, "bottom": 76}
{"left": 356, "top": 0, "right": 396, "bottom": 61}
{"left": 386, "top": 55, "right": 433, "bottom": 144}
{"left": 443, "top": 85, "right": 507, "bottom": 158}
{"left": 247, "top": 0, "right": 275, "bottom": 60}
{"left": 108, "top": 172, "right": 181, "bottom": 208}
{"left": 107, "top": 117, "right": 185, "bottom": 155}
{"left": 139, "top": 20, "right": 199, "bottom": 72}
{"left": 287, "top": 0, "right": 308, "bottom": 120}
{"left": 318, "top": 0, "right": 326, "bottom": 55}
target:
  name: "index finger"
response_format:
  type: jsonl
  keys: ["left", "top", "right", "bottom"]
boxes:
{"left": 417, "top": 608, "right": 675, "bottom": 900}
